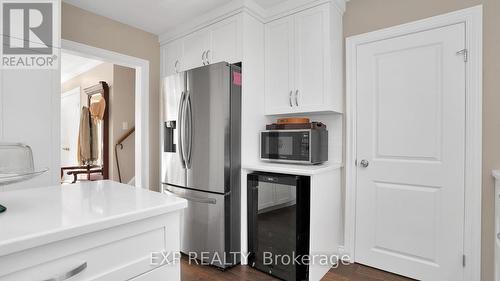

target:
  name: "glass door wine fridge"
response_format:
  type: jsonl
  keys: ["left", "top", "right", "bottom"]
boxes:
{"left": 247, "top": 172, "right": 310, "bottom": 281}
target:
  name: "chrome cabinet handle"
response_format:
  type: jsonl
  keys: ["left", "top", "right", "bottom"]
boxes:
{"left": 43, "top": 262, "right": 87, "bottom": 281}
{"left": 359, "top": 159, "right": 369, "bottom": 168}
{"left": 174, "top": 60, "right": 180, "bottom": 73}
{"left": 205, "top": 50, "right": 210, "bottom": 64}
{"left": 164, "top": 187, "right": 216, "bottom": 205}
{"left": 202, "top": 51, "right": 206, "bottom": 65}
{"left": 289, "top": 91, "right": 293, "bottom": 107}
{"left": 295, "top": 90, "right": 299, "bottom": 106}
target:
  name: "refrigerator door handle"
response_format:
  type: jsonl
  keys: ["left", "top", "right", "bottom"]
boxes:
{"left": 185, "top": 94, "right": 193, "bottom": 168}
{"left": 164, "top": 186, "right": 217, "bottom": 205}
{"left": 181, "top": 91, "right": 191, "bottom": 169}
{"left": 178, "top": 90, "right": 187, "bottom": 168}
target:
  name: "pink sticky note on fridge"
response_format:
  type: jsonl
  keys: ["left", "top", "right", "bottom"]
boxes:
{"left": 233, "top": 72, "right": 242, "bottom": 86}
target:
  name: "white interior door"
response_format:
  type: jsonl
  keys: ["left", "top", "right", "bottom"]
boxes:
{"left": 354, "top": 23, "right": 466, "bottom": 281}
{"left": 60, "top": 87, "right": 81, "bottom": 168}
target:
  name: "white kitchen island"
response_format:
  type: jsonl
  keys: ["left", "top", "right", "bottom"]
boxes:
{"left": 0, "top": 180, "right": 187, "bottom": 281}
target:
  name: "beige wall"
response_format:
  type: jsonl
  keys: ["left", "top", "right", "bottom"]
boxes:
{"left": 62, "top": 3, "right": 161, "bottom": 191}
{"left": 344, "top": 1, "right": 500, "bottom": 280}
{"left": 110, "top": 65, "right": 135, "bottom": 183}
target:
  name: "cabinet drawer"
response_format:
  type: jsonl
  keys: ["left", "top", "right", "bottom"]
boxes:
{"left": 2, "top": 227, "right": 165, "bottom": 281}
{"left": 0, "top": 212, "right": 181, "bottom": 281}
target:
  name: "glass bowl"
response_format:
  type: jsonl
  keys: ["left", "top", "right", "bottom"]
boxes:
{"left": 0, "top": 143, "right": 48, "bottom": 185}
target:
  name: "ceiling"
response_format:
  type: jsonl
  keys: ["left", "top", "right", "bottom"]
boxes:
{"left": 63, "top": 0, "right": 292, "bottom": 35}
{"left": 61, "top": 51, "right": 104, "bottom": 83}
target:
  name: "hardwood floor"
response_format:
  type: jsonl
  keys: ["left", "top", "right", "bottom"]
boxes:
{"left": 181, "top": 258, "right": 416, "bottom": 281}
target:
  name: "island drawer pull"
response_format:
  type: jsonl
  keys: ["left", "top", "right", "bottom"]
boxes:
{"left": 42, "top": 262, "right": 87, "bottom": 281}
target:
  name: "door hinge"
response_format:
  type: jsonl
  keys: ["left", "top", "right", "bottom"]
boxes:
{"left": 457, "top": 49, "right": 468, "bottom": 62}
{"left": 462, "top": 254, "right": 466, "bottom": 267}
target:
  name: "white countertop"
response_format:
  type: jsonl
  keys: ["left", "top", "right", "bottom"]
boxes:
{"left": 242, "top": 162, "right": 343, "bottom": 176}
{"left": 0, "top": 180, "right": 187, "bottom": 256}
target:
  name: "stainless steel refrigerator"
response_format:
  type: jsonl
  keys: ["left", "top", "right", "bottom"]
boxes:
{"left": 161, "top": 62, "right": 241, "bottom": 268}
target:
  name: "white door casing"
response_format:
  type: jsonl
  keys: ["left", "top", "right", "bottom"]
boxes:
{"left": 60, "top": 87, "right": 81, "bottom": 168}
{"left": 61, "top": 39, "right": 150, "bottom": 190}
{"left": 345, "top": 6, "right": 483, "bottom": 281}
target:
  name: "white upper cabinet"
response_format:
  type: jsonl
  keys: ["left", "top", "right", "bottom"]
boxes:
{"left": 161, "top": 15, "right": 243, "bottom": 75}
{"left": 294, "top": 5, "right": 330, "bottom": 110}
{"left": 265, "top": 16, "right": 295, "bottom": 114}
{"left": 160, "top": 1, "right": 344, "bottom": 113}
{"left": 163, "top": 40, "right": 183, "bottom": 77}
{"left": 265, "top": 3, "right": 342, "bottom": 115}
{"left": 182, "top": 29, "right": 210, "bottom": 71}
{"left": 209, "top": 16, "right": 242, "bottom": 65}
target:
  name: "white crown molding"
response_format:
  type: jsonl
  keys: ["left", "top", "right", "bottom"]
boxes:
{"left": 265, "top": 0, "right": 344, "bottom": 22}
{"left": 159, "top": 0, "right": 265, "bottom": 44}
{"left": 159, "top": 0, "right": 347, "bottom": 45}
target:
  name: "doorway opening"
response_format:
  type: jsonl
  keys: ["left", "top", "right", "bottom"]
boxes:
{"left": 60, "top": 40, "right": 150, "bottom": 189}
{"left": 60, "top": 50, "right": 136, "bottom": 185}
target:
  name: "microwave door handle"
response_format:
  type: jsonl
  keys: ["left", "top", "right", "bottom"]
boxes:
{"left": 178, "top": 90, "right": 186, "bottom": 168}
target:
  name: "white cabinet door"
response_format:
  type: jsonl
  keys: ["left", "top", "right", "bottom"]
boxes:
{"left": 182, "top": 29, "right": 209, "bottom": 71}
{"left": 163, "top": 40, "right": 182, "bottom": 76}
{"left": 294, "top": 4, "right": 330, "bottom": 110}
{"left": 264, "top": 2, "right": 342, "bottom": 115}
{"left": 265, "top": 16, "right": 295, "bottom": 114}
{"left": 209, "top": 16, "right": 242, "bottom": 64}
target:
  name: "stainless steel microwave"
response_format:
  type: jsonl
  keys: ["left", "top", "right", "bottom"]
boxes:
{"left": 260, "top": 129, "right": 328, "bottom": 164}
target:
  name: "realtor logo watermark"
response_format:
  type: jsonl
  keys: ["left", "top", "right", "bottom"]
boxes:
{"left": 1, "top": 0, "right": 59, "bottom": 69}
{"left": 150, "top": 251, "right": 352, "bottom": 268}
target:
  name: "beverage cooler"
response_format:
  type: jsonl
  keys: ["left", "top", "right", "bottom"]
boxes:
{"left": 247, "top": 172, "right": 310, "bottom": 281}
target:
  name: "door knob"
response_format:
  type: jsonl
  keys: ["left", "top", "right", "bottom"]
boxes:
{"left": 359, "top": 159, "right": 369, "bottom": 168}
